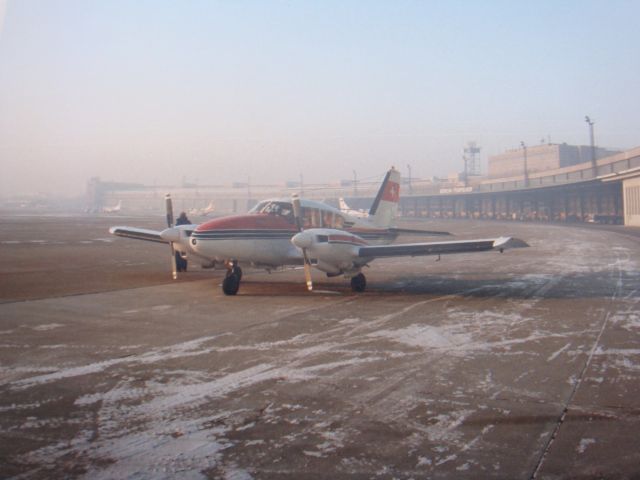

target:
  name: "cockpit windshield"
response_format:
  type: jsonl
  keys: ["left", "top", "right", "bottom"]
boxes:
{"left": 249, "top": 201, "right": 294, "bottom": 219}
{"left": 249, "top": 200, "right": 348, "bottom": 229}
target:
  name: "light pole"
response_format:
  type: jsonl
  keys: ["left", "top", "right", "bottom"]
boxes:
{"left": 520, "top": 141, "right": 529, "bottom": 188}
{"left": 352, "top": 170, "right": 358, "bottom": 197}
{"left": 462, "top": 153, "right": 468, "bottom": 187}
{"left": 406, "top": 164, "right": 412, "bottom": 194}
{"left": 585, "top": 116, "right": 596, "bottom": 176}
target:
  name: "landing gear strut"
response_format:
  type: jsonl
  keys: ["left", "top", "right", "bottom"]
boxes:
{"left": 222, "top": 261, "right": 242, "bottom": 296}
{"left": 175, "top": 252, "right": 188, "bottom": 272}
{"left": 350, "top": 272, "right": 366, "bottom": 293}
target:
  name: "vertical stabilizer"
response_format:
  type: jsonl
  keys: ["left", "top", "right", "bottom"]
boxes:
{"left": 368, "top": 167, "right": 401, "bottom": 227}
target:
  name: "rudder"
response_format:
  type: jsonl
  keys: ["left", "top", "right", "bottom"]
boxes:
{"left": 368, "top": 167, "right": 401, "bottom": 227}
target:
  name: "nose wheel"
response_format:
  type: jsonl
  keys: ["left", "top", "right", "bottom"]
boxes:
{"left": 222, "top": 262, "right": 242, "bottom": 296}
{"left": 350, "top": 273, "right": 366, "bottom": 292}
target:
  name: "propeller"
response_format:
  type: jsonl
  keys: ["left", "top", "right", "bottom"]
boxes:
{"left": 165, "top": 194, "right": 178, "bottom": 280}
{"left": 291, "top": 195, "right": 313, "bottom": 291}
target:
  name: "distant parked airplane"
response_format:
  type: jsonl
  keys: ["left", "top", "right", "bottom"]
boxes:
{"left": 102, "top": 200, "right": 122, "bottom": 213}
{"left": 188, "top": 201, "right": 216, "bottom": 217}
{"left": 339, "top": 197, "right": 369, "bottom": 218}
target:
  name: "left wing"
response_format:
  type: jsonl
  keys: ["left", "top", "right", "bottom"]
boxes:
{"left": 109, "top": 226, "right": 167, "bottom": 244}
{"left": 359, "top": 237, "right": 517, "bottom": 258}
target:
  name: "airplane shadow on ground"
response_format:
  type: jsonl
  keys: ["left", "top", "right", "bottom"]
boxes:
{"left": 235, "top": 271, "right": 640, "bottom": 300}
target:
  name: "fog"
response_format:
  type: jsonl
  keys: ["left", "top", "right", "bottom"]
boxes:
{"left": 0, "top": 1, "right": 639, "bottom": 196}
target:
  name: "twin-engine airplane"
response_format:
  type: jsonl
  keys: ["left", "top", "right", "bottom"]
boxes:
{"left": 110, "top": 167, "right": 523, "bottom": 295}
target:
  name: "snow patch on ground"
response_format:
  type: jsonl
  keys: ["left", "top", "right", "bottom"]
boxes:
{"left": 368, "top": 324, "right": 472, "bottom": 352}
{"left": 577, "top": 438, "right": 596, "bottom": 454}
{"left": 12, "top": 334, "right": 224, "bottom": 390}
{"left": 32, "top": 323, "right": 65, "bottom": 331}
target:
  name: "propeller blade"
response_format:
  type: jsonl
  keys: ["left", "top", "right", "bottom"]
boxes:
{"left": 292, "top": 194, "right": 313, "bottom": 291}
{"left": 170, "top": 242, "right": 177, "bottom": 280}
{"left": 302, "top": 249, "right": 313, "bottom": 291}
{"left": 291, "top": 194, "right": 303, "bottom": 231}
{"left": 165, "top": 194, "right": 174, "bottom": 228}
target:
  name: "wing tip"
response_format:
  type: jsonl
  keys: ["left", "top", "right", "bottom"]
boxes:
{"left": 493, "top": 237, "right": 530, "bottom": 249}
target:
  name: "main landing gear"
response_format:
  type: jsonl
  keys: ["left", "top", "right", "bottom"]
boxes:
{"left": 175, "top": 252, "right": 188, "bottom": 272}
{"left": 222, "top": 261, "right": 242, "bottom": 296}
{"left": 350, "top": 272, "right": 366, "bottom": 293}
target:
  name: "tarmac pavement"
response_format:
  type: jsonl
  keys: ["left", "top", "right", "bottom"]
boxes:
{"left": 1, "top": 215, "right": 639, "bottom": 479}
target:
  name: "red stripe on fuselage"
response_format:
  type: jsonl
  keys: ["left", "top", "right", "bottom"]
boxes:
{"left": 196, "top": 214, "right": 297, "bottom": 233}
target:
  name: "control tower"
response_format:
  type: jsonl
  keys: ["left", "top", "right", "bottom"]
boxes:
{"left": 464, "top": 142, "right": 482, "bottom": 176}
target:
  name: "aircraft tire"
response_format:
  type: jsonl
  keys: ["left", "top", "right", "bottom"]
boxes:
{"left": 350, "top": 273, "right": 366, "bottom": 293}
{"left": 233, "top": 266, "right": 242, "bottom": 281}
{"left": 222, "top": 273, "right": 240, "bottom": 295}
{"left": 175, "top": 252, "right": 188, "bottom": 272}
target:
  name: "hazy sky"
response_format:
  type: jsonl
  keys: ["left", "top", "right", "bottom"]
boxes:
{"left": 1, "top": 0, "right": 639, "bottom": 196}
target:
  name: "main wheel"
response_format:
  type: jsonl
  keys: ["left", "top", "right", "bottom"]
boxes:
{"left": 175, "top": 252, "right": 188, "bottom": 272}
{"left": 232, "top": 265, "right": 242, "bottom": 281}
{"left": 350, "top": 273, "right": 366, "bottom": 292}
{"left": 222, "top": 273, "right": 240, "bottom": 295}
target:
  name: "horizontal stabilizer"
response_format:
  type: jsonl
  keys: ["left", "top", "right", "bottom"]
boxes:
{"left": 109, "top": 226, "right": 166, "bottom": 244}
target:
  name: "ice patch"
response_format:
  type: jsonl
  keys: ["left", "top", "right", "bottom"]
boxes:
{"left": 426, "top": 410, "right": 474, "bottom": 443}
{"left": 547, "top": 343, "right": 571, "bottom": 362}
{"left": 368, "top": 324, "right": 472, "bottom": 351}
{"left": 303, "top": 450, "right": 324, "bottom": 458}
{"left": 12, "top": 334, "right": 223, "bottom": 390}
{"left": 152, "top": 305, "right": 173, "bottom": 312}
{"left": 223, "top": 467, "right": 254, "bottom": 480}
{"left": 32, "top": 323, "right": 64, "bottom": 331}
{"left": 339, "top": 317, "right": 361, "bottom": 325}
{"left": 577, "top": 438, "right": 595, "bottom": 454}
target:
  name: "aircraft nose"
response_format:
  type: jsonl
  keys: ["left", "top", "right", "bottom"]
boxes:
{"left": 291, "top": 231, "right": 313, "bottom": 249}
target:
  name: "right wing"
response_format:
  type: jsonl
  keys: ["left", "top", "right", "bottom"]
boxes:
{"left": 109, "top": 226, "right": 167, "bottom": 244}
{"left": 359, "top": 237, "right": 522, "bottom": 258}
{"left": 388, "top": 227, "right": 451, "bottom": 237}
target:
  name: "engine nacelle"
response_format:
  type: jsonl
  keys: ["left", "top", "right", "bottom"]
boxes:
{"left": 314, "top": 260, "right": 343, "bottom": 275}
{"left": 292, "top": 228, "right": 367, "bottom": 276}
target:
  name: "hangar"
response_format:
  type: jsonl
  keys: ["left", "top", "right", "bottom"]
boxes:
{"left": 396, "top": 146, "right": 640, "bottom": 227}
{"left": 89, "top": 146, "right": 640, "bottom": 227}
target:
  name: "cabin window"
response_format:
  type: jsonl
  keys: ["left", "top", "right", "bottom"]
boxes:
{"left": 303, "top": 208, "right": 322, "bottom": 228}
{"left": 322, "top": 211, "right": 333, "bottom": 228}
{"left": 316, "top": 235, "right": 329, "bottom": 243}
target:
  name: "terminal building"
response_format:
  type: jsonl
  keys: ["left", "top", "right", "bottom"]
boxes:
{"left": 488, "top": 143, "right": 619, "bottom": 179}
{"left": 88, "top": 144, "right": 640, "bottom": 227}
